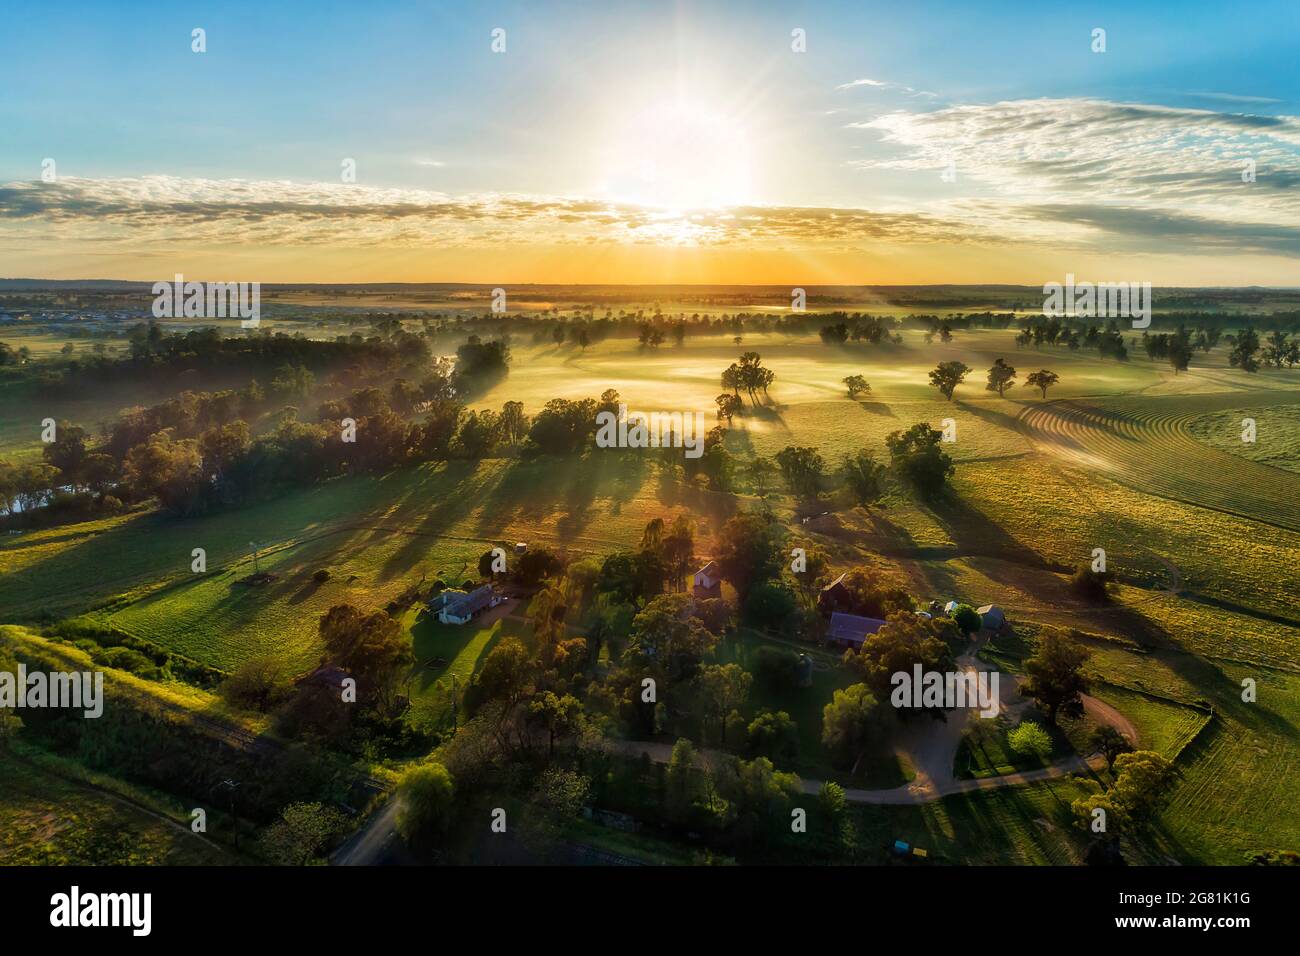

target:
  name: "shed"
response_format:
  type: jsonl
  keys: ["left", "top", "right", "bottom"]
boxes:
{"left": 827, "top": 612, "right": 887, "bottom": 649}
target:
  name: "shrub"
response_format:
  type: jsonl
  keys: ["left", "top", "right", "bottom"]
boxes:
{"left": 1009, "top": 720, "right": 1053, "bottom": 761}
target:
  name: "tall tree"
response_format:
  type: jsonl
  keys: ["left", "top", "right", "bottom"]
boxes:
{"left": 928, "top": 361, "right": 971, "bottom": 401}
{"left": 986, "top": 358, "right": 1017, "bottom": 397}
{"left": 1025, "top": 369, "right": 1059, "bottom": 399}
{"left": 1019, "top": 632, "right": 1090, "bottom": 725}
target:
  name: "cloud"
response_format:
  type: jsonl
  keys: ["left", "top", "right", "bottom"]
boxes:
{"left": 0, "top": 175, "right": 990, "bottom": 252}
{"left": 847, "top": 97, "right": 1300, "bottom": 254}
{"left": 836, "top": 77, "right": 935, "bottom": 97}
{"left": 1186, "top": 92, "right": 1283, "bottom": 105}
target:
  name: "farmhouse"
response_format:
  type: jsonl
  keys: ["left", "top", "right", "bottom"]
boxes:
{"left": 827, "top": 611, "right": 887, "bottom": 649}
{"left": 434, "top": 585, "right": 503, "bottom": 625}
{"left": 818, "top": 572, "right": 853, "bottom": 616}
{"left": 977, "top": 604, "right": 1007, "bottom": 632}
{"left": 693, "top": 560, "right": 722, "bottom": 600}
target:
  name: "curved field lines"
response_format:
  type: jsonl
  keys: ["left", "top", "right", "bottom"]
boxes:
{"left": 1016, "top": 391, "right": 1300, "bottom": 532}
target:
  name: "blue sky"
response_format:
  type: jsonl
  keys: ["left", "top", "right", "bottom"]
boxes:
{"left": 1, "top": 1, "right": 1298, "bottom": 283}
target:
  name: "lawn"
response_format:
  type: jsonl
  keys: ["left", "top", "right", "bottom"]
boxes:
{"left": 405, "top": 612, "right": 530, "bottom": 729}
{"left": 954, "top": 713, "right": 1074, "bottom": 779}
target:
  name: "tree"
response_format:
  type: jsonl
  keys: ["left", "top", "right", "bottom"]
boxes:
{"left": 951, "top": 603, "right": 981, "bottom": 636}
{"left": 521, "top": 767, "right": 590, "bottom": 853}
{"left": 821, "top": 683, "right": 881, "bottom": 774}
{"left": 1070, "top": 565, "right": 1112, "bottom": 602}
{"left": 624, "top": 593, "right": 717, "bottom": 685}
{"left": 395, "top": 762, "right": 456, "bottom": 854}
{"left": 527, "top": 691, "right": 584, "bottom": 757}
{"left": 818, "top": 780, "right": 847, "bottom": 825}
{"left": 121, "top": 432, "right": 205, "bottom": 514}
{"left": 1008, "top": 720, "right": 1053, "bottom": 761}
{"left": 516, "top": 546, "right": 563, "bottom": 585}
{"left": 260, "top": 802, "right": 348, "bottom": 865}
{"left": 743, "top": 456, "right": 777, "bottom": 495}
{"left": 1111, "top": 751, "right": 1179, "bottom": 823}
{"left": 475, "top": 636, "right": 533, "bottom": 708}
{"left": 928, "top": 361, "right": 970, "bottom": 401}
{"left": 498, "top": 401, "right": 529, "bottom": 444}
{"left": 1073, "top": 750, "right": 1179, "bottom": 835}
{"left": 715, "top": 509, "right": 786, "bottom": 601}
{"left": 775, "top": 445, "right": 825, "bottom": 499}
{"left": 790, "top": 547, "right": 830, "bottom": 611}
{"left": 452, "top": 409, "right": 499, "bottom": 458}
{"left": 317, "top": 604, "right": 415, "bottom": 715}
{"left": 42, "top": 420, "right": 88, "bottom": 485}
{"left": 843, "top": 374, "right": 870, "bottom": 399}
{"left": 269, "top": 363, "right": 315, "bottom": 400}
{"left": 665, "top": 738, "right": 701, "bottom": 821}
{"left": 1019, "top": 632, "right": 1090, "bottom": 725}
{"left": 714, "top": 756, "right": 801, "bottom": 843}
{"left": 747, "top": 709, "right": 799, "bottom": 763}
{"left": 220, "top": 655, "right": 293, "bottom": 713}
{"left": 842, "top": 449, "right": 885, "bottom": 507}
{"left": 715, "top": 393, "right": 743, "bottom": 423}
{"left": 1091, "top": 725, "right": 1133, "bottom": 772}
{"left": 845, "top": 612, "right": 954, "bottom": 705}
{"left": 1228, "top": 327, "right": 1261, "bottom": 373}
{"left": 1025, "top": 369, "right": 1059, "bottom": 399}
{"left": 696, "top": 663, "right": 753, "bottom": 746}
{"left": 985, "top": 358, "right": 1016, "bottom": 397}
{"left": 885, "top": 422, "right": 954, "bottom": 497}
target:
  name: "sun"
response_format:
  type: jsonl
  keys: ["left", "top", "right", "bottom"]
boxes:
{"left": 597, "top": 96, "right": 756, "bottom": 212}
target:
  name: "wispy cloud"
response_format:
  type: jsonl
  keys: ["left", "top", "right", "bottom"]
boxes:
{"left": 847, "top": 98, "right": 1300, "bottom": 253}
{"left": 0, "top": 175, "right": 990, "bottom": 252}
{"left": 836, "top": 77, "right": 936, "bottom": 97}
{"left": 1185, "top": 92, "right": 1283, "bottom": 105}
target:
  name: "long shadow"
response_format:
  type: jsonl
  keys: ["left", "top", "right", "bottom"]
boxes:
{"left": 855, "top": 400, "right": 896, "bottom": 418}
{"left": 954, "top": 399, "right": 1029, "bottom": 435}
{"left": 375, "top": 461, "right": 499, "bottom": 582}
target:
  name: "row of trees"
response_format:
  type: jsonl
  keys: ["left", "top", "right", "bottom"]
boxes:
{"left": 928, "top": 359, "right": 1060, "bottom": 401}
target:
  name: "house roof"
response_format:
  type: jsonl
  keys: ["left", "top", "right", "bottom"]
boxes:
{"left": 821, "top": 572, "right": 848, "bottom": 593}
{"left": 828, "top": 612, "right": 887, "bottom": 645}
{"left": 298, "top": 664, "right": 351, "bottom": 689}
{"left": 696, "top": 560, "right": 720, "bottom": 578}
{"left": 977, "top": 604, "right": 1005, "bottom": 623}
{"left": 444, "top": 585, "right": 496, "bottom": 618}
{"left": 428, "top": 589, "right": 466, "bottom": 610}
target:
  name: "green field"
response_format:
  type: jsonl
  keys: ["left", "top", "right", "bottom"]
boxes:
{"left": 1186, "top": 403, "right": 1300, "bottom": 475}
{"left": 0, "top": 749, "right": 232, "bottom": 865}
{"left": 2, "top": 326, "right": 1298, "bottom": 865}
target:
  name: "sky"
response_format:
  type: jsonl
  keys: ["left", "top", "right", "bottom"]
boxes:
{"left": 1, "top": 0, "right": 1298, "bottom": 285}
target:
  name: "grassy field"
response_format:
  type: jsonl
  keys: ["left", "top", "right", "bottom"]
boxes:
{"left": 0, "top": 748, "right": 232, "bottom": 865}
{"left": 2, "top": 326, "right": 1297, "bottom": 865}
{"left": 1186, "top": 403, "right": 1300, "bottom": 475}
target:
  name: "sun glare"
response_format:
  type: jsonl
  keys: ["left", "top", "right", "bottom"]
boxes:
{"left": 598, "top": 96, "right": 755, "bottom": 212}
